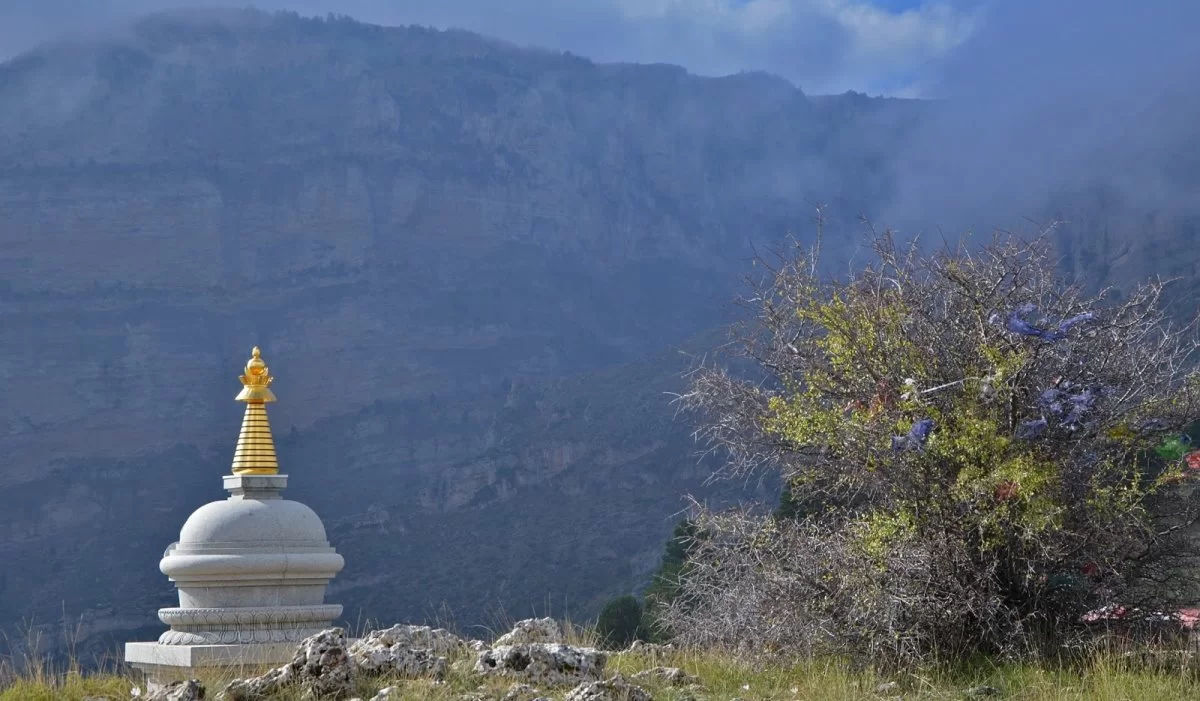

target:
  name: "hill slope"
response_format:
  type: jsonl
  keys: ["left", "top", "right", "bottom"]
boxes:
{"left": 0, "top": 9, "right": 892, "bottom": 657}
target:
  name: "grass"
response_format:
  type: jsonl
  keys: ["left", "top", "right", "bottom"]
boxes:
{"left": 2, "top": 624, "right": 1200, "bottom": 700}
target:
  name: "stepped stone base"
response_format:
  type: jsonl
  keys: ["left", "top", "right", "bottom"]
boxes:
{"left": 123, "top": 470, "right": 347, "bottom": 692}
{"left": 125, "top": 641, "right": 297, "bottom": 691}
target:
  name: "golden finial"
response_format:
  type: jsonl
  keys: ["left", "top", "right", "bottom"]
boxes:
{"left": 231, "top": 346, "right": 279, "bottom": 476}
{"left": 235, "top": 346, "right": 277, "bottom": 403}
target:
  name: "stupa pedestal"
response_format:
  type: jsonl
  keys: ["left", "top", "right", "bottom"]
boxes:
{"left": 125, "top": 349, "right": 345, "bottom": 689}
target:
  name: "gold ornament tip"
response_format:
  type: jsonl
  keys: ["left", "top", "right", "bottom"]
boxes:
{"left": 236, "top": 345, "right": 277, "bottom": 403}
{"left": 230, "top": 349, "right": 281, "bottom": 475}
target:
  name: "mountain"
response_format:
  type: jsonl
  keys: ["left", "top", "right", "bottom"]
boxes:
{"left": 0, "top": 9, "right": 895, "bottom": 659}
{"left": 5, "top": 7, "right": 1197, "bottom": 665}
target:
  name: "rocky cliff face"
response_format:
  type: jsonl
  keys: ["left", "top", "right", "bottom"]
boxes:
{"left": 0, "top": 10, "right": 876, "bottom": 658}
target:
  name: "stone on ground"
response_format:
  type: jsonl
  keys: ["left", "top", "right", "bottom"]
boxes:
{"left": 494, "top": 618, "right": 563, "bottom": 646}
{"left": 476, "top": 643, "right": 606, "bottom": 686}
{"left": 623, "top": 641, "right": 675, "bottom": 655}
{"left": 352, "top": 624, "right": 464, "bottom": 658}
{"left": 501, "top": 682, "right": 541, "bottom": 701}
{"left": 219, "top": 628, "right": 353, "bottom": 701}
{"left": 348, "top": 624, "right": 455, "bottom": 680}
{"left": 630, "top": 666, "right": 698, "bottom": 686}
{"left": 142, "top": 679, "right": 205, "bottom": 701}
{"left": 565, "top": 675, "right": 651, "bottom": 701}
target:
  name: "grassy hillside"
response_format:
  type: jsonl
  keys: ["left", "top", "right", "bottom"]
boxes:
{"left": 4, "top": 637, "right": 1200, "bottom": 701}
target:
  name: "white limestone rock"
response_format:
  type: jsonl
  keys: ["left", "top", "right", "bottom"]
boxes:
{"left": 144, "top": 679, "right": 205, "bottom": 701}
{"left": 494, "top": 618, "right": 563, "bottom": 646}
{"left": 565, "top": 675, "right": 651, "bottom": 701}
{"left": 353, "top": 624, "right": 464, "bottom": 657}
{"left": 366, "top": 687, "right": 400, "bottom": 700}
{"left": 360, "top": 645, "right": 447, "bottom": 680}
{"left": 623, "top": 641, "right": 675, "bottom": 655}
{"left": 630, "top": 667, "right": 698, "bottom": 687}
{"left": 475, "top": 643, "right": 606, "bottom": 687}
{"left": 219, "top": 628, "right": 353, "bottom": 701}
{"left": 348, "top": 624, "right": 460, "bottom": 678}
{"left": 501, "top": 682, "right": 540, "bottom": 701}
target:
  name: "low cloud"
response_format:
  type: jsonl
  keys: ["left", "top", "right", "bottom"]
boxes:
{"left": 880, "top": 0, "right": 1200, "bottom": 235}
{"left": 0, "top": 0, "right": 977, "bottom": 94}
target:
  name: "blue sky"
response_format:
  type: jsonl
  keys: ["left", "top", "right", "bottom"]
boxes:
{"left": 0, "top": 0, "right": 984, "bottom": 95}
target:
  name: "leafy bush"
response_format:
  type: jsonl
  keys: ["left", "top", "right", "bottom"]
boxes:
{"left": 596, "top": 595, "right": 647, "bottom": 649}
{"left": 663, "top": 229, "right": 1200, "bottom": 663}
{"left": 642, "top": 519, "right": 704, "bottom": 640}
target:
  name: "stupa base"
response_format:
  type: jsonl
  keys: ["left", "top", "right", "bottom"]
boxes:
{"left": 124, "top": 641, "right": 297, "bottom": 692}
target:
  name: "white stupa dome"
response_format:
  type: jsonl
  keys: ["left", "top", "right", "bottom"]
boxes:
{"left": 177, "top": 498, "right": 331, "bottom": 546}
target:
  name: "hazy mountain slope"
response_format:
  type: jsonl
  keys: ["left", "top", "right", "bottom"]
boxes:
{"left": 0, "top": 334, "right": 762, "bottom": 663}
{"left": 0, "top": 9, "right": 896, "bottom": 655}
{"left": 7, "top": 7, "right": 1192, "bottom": 662}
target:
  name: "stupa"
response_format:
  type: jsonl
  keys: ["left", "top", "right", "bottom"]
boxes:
{"left": 125, "top": 347, "right": 345, "bottom": 688}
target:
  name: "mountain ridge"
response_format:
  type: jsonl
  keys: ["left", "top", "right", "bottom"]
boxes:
{"left": 0, "top": 9, "right": 866, "bottom": 660}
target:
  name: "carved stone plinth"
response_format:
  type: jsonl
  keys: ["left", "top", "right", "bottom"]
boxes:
{"left": 156, "top": 604, "right": 344, "bottom": 645}
{"left": 125, "top": 474, "right": 344, "bottom": 688}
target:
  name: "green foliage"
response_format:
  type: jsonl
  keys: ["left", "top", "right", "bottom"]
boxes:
{"left": 1155, "top": 434, "right": 1191, "bottom": 461}
{"left": 0, "top": 672, "right": 130, "bottom": 701}
{"left": 760, "top": 237, "right": 1198, "bottom": 581}
{"left": 645, "top": 520, "right": 700, "bottom": 605}
{"left": 643, "top": 519, "right": 706, "bottom": 641}
{"left": 596, "top": 595, "right": 647, "bottom": 649}
{"left": 673, "top": 231, "right": 1200, "bottom": 662}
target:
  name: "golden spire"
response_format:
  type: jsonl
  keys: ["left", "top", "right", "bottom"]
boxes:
{"left": 231, "top": 346, "right": 279, "bottom": 476}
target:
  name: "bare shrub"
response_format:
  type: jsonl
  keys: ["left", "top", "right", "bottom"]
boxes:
{"left": 663, "top": 225, "right": 1200, "bottom": 664}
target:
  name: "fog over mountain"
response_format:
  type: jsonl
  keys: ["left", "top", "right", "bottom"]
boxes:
{"left": 0, "top": 0, "right": 976, "bottom": 94}
{"left": 884, "top": 0, "right": 1200, "bottom": 237}
{"left": 0, "top": 0, "right": 1196, "bottom": 663}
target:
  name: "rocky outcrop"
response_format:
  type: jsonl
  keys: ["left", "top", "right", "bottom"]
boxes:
{"left": 214, "top": 621, "right": 640, "bottom": 701}
{"left": 219, "top": 629, "right": 354, "bottom": 701}
{"left": 219, "top": 624, "right": 470, "bottom": 700}
{"left": 500, "top": 682, "right": 542, "bottom": 701}
{"left": 493, "top": 618, "right": 563, "bottom": 646}
{"left": 630, "top": 667, "right": 697, "bottom": 686}
{"left": 475, "top": 643, "right": 607, "bottom": 686}
{"left": 624, "top": 641, "right": 675, "bottom": 654}
{"left": 565, "top": 675, "right": 652, "bottom": 701}
{"left": 352, "top": 687, "right": 399, "bottom": 701}
{"left": 348, "top": 624, "right": 463, "bottom": 678}
{"left": 142, "top": 680, "right": 206, "bottom": 701}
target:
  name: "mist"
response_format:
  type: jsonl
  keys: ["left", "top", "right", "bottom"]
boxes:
{"left": 4, "top": 0, "right": 1197, "bottom": 240}
{"left": 880, "top": 0, "right": 1200, "bottom": 237}
{"left": 0, "top": 0, "right": 973, "bottom": 95}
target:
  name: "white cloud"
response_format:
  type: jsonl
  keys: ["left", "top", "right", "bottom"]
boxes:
{"left": 824, "top": 1, "right": 979, "bottom": 93}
